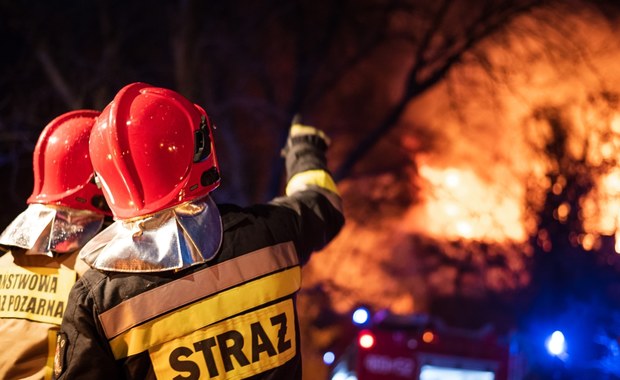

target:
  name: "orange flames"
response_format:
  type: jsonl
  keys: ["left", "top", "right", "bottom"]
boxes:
{"left": 305, "top": 7, "right": 620, "bottom": 321}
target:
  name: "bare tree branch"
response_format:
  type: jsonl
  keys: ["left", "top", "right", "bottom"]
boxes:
{"left": 34, "top": 47, "right": 80, "bottom": 109}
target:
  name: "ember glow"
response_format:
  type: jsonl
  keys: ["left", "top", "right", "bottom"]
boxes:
{"left": 405, "top": 165, "right": 526, "bottom": 242}
{"left": 306, "top": 6, "right": 620, "bottom": 319}
{"left": 584, "top": 168, "right": 620, "bottom": 253}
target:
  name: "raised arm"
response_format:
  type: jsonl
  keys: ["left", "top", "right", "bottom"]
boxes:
{"left": 271, "top": 117, "right": 345, "bottom": 263}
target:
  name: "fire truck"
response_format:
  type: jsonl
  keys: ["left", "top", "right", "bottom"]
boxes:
{"left": 327, "top": 309, "right": 520, "bottom": 380}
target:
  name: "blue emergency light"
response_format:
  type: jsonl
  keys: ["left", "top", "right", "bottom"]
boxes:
{"left": 545, "top": 330, "right": 567, "bottom": 357}
{"left": 352, "top": 307, "right": 370, "bottom": 325}
{"left": 323, "top": 351, "right": 335, "bottom": 365}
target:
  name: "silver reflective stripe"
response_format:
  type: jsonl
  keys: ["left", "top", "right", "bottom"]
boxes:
{"left": 98, "top": 241, "right": 299, "bottom": 339}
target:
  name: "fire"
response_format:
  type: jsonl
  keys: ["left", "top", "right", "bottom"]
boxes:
{"left": 402, "top": 165, "right": 526, "bottom": 242}
{"left": 583, "top": 168, "right": 620, "bottom": 254}
{"left": 303, "top": 0, "right": 620, "bottom": 329}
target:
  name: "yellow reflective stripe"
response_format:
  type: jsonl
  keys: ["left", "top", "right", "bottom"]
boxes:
{"left": 99, "top": 242, "right": 299, "bottom": 339}
{"left": 0, "top": 266, "right": 76, "bottom": 325}
{"left": 109, "top": 266, "right": 301, "bottom": 359}
{"left": 149, "top": 299, "right": 297, "bottom": 379}
{"left": 45, "top": 329, "right": 56, "bottom": 380}
{"left": 285, "top": 169, "right": 339, "bottom": 196}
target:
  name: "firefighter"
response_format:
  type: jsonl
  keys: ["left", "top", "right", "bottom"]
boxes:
{"left": 52, "top": 82, "right": 345, "bottom": 379}
{"left": 0, "top": 110, "right": 111, "bottom": 380}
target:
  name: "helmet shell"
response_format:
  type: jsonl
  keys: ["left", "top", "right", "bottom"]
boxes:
{"left": 27, "top": 110, "right": 110, "bottom": 215}
{"left": 90, "top": 82, "right": 220, "bottom": 219}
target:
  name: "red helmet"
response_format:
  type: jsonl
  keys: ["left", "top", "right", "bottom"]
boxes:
{"left": 90, "top": 82, "right": 220, "bottom": 219}
{"left": 27, "top": 110, "right": 110, "bottom": 215}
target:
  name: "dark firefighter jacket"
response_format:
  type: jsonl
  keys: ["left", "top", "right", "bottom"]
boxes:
{"left": 53, "top": 132, "right": 345, "bottom": 380}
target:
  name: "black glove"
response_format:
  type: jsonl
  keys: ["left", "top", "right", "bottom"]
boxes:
{"left": 281, "top": 115, "right": 331, "bottom": 182}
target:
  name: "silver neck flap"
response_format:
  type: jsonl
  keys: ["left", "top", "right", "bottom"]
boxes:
{"left": 79, "top": 196, "right": 223, "bottom": 272}
{"left": 0, "top": 204, "right": 104, "bottom": 257}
